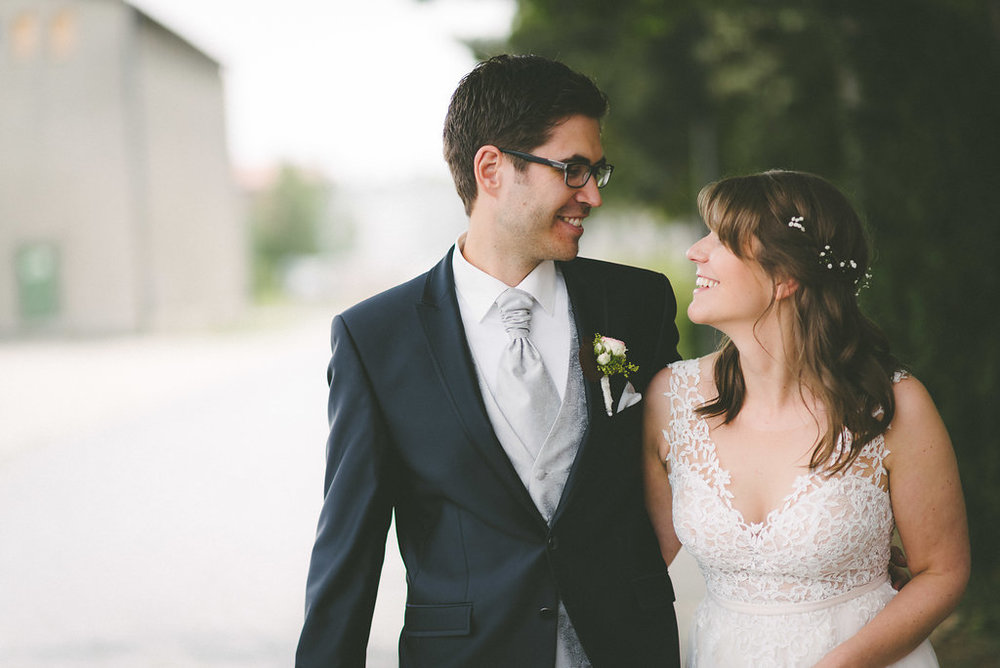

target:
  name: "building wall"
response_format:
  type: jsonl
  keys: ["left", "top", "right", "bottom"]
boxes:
{"left": 1, "top": 0, "right": 141, "bottom": 335}
{"left": 0, "top": 0, "right": 245, "bottom": 336}
{"left": 134, "top": 15, "right": 246, "bottom": 331}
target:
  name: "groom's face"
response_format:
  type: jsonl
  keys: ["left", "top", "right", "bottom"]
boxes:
{"left": 494, "top": 114, "right": 605, "bottom": 266}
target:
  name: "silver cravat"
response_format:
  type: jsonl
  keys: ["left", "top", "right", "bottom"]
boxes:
{"left": 495, "top": 288, "right": 560, "bottom": 458}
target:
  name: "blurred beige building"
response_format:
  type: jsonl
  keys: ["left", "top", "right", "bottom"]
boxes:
{"left": 0, "top": 0, "right": 246, "bottom": 336}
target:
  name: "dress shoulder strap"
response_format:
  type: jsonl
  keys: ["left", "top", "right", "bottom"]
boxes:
{"left": 664, "top": 358, "right": 700, "bottom": 393}
{"left": 663, "top": 359, "right": 702, "bottom": 414}
{"left": 861, "top": 369, "right": 909, "bottom": 468}
{"left": 661, "top": 358, "right": 710, "bottom": 463}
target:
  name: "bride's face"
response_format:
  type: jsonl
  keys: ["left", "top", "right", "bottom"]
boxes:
{"left": 685, "top": 229, "right": 775, "bottom": 330}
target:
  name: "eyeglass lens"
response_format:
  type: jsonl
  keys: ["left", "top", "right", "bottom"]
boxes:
{"left": 565, "top": 162, "right": 612, "bottom": 188}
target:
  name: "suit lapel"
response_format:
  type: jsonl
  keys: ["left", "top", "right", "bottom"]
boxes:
{"left": 415, "top": 250, "right": 545, "bottom": 526}
{"left": 553, "top": 260, "right": 611, "bottom": 520}
{"left": 561, "top": 259, "right": 616, "bottom": 425}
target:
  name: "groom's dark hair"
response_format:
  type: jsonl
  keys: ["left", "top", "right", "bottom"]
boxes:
{"left": 443, "top": 54, "right": 609, "bottom": 216}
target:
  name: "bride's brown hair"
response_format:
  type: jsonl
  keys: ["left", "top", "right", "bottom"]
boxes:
{"left": 695, "top": 170, "right": 900, "bottom": 474}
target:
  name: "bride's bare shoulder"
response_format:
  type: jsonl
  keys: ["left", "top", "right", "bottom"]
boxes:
{"left": 696, "top": 352, "right": 719, "bottom": 379}
{"left": 648, "top": 353, "right": 718, "bottom": 397}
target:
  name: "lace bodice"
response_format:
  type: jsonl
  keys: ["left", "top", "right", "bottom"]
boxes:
{"left": 664, "top": 358, "right": 896, "bottom": 606}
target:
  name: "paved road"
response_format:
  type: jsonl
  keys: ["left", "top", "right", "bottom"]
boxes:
{"left": 0, "top": 308, "right": 702, "bottom": 666}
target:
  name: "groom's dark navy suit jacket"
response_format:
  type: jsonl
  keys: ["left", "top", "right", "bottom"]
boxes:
{"left": 297, "top": 249, "right": 682, "bottom": 667}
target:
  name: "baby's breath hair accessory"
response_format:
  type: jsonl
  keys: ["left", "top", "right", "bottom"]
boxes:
{"left": 819, "top": 244, "right": 856, "bottom": 271}
{"left": 786, "top": 215, "right": 871, "bottom": 294}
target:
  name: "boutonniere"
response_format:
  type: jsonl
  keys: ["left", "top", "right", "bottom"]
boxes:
{"left": 580, "top": 333, "right": 639, "bottom": 416}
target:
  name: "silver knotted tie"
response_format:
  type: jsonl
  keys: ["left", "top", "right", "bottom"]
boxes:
{"left": 495, "top": 288, "right": 561, "bottom": 458}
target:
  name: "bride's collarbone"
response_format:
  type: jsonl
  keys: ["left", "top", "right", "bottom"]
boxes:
{"left": 709, "top": 413, "right": 821, "bottom": 454}
{"left": 713, "top": 424, "right": 817, "bottom": 465}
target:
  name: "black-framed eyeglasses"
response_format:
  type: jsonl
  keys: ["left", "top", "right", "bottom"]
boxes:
{"left": 499, "top": 149, "right": 614, "bottom": 189}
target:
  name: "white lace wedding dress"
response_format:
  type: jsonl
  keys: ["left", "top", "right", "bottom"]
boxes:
{"left": 663, "top": 359, "right": 938, "bottom": 667}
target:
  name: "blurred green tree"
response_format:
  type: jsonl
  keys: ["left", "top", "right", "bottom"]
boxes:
{"left": 486, "top": 0, "right": 1000, "bottom": 659}
{"left": 248, "top": 165, "right": 331, "bottom": 297}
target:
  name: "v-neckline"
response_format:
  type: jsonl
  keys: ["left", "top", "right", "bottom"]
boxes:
{"left": 686, "top": 363, "right": 818, "bottom": 534}
{"left": 679, "top": 359, "right": 892, "bottom": 536}
{"left": 698, "top": 414, "right": 817, "bottom": 533}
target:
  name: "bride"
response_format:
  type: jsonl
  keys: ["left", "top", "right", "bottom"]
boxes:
{"left": 643, "top": 170, "right": 969, "bottom": 667}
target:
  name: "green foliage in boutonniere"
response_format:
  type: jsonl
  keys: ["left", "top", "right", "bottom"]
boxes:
{"left": 593, "top": 334, "right": 638, "bottom": 378}
{"left": 590, "top": 334, "right": 639, "bottom": 416}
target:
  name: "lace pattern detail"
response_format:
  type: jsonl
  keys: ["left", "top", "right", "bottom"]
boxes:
{"left": 663, "top": 358, "right": 895, "bottom": 606}
{"left": 689, "top": 583, "right": 896, "bottom": 666}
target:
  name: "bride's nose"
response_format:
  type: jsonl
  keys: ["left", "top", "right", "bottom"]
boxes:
{"left": 686, "top": 235, "right": 710, "bottom": 263}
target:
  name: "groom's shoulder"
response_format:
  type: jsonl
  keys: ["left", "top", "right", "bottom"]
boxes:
{"left": 339, "top": 271, "right": 429, "bottom": 327}
{"left": 335, "top": 248, "right": 456, "bottom": 336}
{"left": 566, "top": 256, "right": 670, "bottom": 287}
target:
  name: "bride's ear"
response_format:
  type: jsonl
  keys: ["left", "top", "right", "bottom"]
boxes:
{"left": 775, "top": 276, "right": 799, "bottom": 301}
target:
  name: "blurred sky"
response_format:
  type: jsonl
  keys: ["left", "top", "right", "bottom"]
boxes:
{"left": 128, "top": 0, "right": 516, "bottom": 186}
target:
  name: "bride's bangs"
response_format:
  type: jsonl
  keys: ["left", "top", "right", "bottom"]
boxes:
{"left": 698, "top": 181, "right": 764, "bottom": 260}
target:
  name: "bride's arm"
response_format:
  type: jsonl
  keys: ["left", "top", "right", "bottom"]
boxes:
{"left": 815, "top": 376, "right": 970, "bottom": 668}
{"left": 642, "top": 367, "right": 682, "bottom": 567}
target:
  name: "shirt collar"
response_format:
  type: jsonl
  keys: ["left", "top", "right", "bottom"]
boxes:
{"left": 452, "top": 234, "right": 558, "bottom": 323}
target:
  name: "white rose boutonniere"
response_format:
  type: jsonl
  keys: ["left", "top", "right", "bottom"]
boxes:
{"left": 592, "top": 333, "right": 639, "bottom": 416}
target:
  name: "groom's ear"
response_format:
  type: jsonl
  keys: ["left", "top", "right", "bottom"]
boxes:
{"left": 474, "top": 145, "right": 503, "bottom": 197}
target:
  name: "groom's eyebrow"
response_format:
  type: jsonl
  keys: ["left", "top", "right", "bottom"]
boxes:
{"left": 563, "top": 153, "right": 606, "bottom": 165}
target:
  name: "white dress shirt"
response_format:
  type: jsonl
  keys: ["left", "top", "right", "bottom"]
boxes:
{"left": 452, "top": 237, "right": 592, "bottom": 668}
{"left": 452, "top": 237, "right": 572, "bottom": 402}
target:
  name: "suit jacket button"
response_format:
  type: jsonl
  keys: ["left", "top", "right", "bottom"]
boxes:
{"left": 547, "top": 536, "right": 559, "bottom": 551}
{"left": 539, "top": 607, "right": 556, "bottom": 619}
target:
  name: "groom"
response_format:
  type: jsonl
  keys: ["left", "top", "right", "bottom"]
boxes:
{"left": 296, "top": 54, "right": 682, "bottom": 667}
